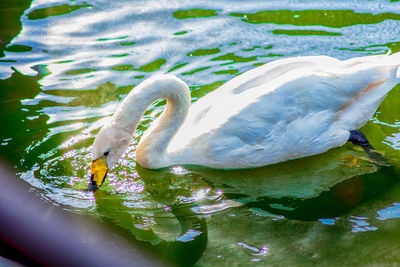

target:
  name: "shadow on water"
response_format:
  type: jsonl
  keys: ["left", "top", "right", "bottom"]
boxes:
{"left": 187, "top": 145, "right": 399, "bottom": 221}
{"left": 247, "top": 165, "right": 398, "bottom": 221}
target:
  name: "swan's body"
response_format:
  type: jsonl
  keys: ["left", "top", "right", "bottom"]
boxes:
{"left": 90, "top": 53, "right": 400, "bottom": 188}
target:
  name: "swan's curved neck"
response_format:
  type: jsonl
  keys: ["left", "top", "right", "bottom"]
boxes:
{"left": 112, "top": 75, "right": 190, "bottom": 169}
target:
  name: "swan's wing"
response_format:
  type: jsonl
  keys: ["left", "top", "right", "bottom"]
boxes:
{"left": 184, "top": 56, "right": 342, "bottom": 132}
{"left": 194, "top": 56, "right": 341, "bottom": 103}
{"left": 169, "top": 55, "right": 399, "bottom": 168}
{"left": 181, "top": 56, "right": 342, "bottom": 133}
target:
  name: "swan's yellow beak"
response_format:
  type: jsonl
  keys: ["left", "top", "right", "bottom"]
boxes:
{"left": 89, "top": 157, "right": 108, "bottom": 191}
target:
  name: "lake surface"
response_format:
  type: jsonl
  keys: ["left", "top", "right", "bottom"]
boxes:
{"left": 1, "top": 0, "right": 400, "bottom": 265}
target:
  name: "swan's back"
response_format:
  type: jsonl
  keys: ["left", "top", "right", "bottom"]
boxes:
{"left": 168, "top": 54, "right": 400, "bottom": 168}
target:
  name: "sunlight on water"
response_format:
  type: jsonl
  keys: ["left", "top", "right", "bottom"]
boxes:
{"left": 1, "top": 0, "right": 400, "bottom": 265}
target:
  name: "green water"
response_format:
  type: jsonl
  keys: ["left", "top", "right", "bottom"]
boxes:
{"left": 1, "top": 0, "right": 400, "bottom": 265}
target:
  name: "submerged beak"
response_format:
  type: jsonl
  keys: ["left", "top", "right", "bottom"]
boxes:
{"left": 89, "top": 157, "right": 108, "bottom": 191}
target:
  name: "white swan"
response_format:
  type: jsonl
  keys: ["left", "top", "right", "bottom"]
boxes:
{"left": 89, "top": 53, "right": 400, "bottom": 190}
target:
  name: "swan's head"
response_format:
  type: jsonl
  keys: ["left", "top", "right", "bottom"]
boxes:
{"left": 89, "top": 122, "right": 131, "bottom": 191}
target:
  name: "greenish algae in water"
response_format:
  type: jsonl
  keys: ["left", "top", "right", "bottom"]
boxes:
{"left": 137, "top": 59, "right": 166, "bottom": 72}
{"left": 168, "top": 62, "right": 188, "bottom": 73}
{"left": 27, "top": 4, "right": 91, "bottom": 20}
{"left": 272, "top": 29, "right": 342, "bottom": 36}
{"left": 5, "top": 44, "right": 32, "bottom": 53}
{"left": 212, "top": 53, "right": 258, "bottom": 64}
{"left": 188, "top": 48, "right": 221, "bottom": 57}
{"left": 173, "top": 8, "right": 218, "bottom": 19}
{"left": 120, "top": 42, "right": 136, "bottom": 46}
{"left": 65, "top": 68, "right": 97, "bottom": 75}
{"left": 230, "top": 10, "right": 400, "bottom": 28}
{"left": 213, "top": 69, "right": 239, "bottom": 75}
{"left": 181, "top": 66, "right": 211, "bottom": 76}
{"left": 174, "top": 30, "right": 190, "bottom": 36}
{"left": 111, "top": 65, "right": 135, "bottom": 71}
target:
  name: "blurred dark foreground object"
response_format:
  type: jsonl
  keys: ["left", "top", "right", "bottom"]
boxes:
{"left": 0, "top": 162, "right": 165, "bottom": 267}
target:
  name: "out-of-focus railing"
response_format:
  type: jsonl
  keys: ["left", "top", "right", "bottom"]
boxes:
{"left": 0, "top": 162, "right": 166, "bottom": 267}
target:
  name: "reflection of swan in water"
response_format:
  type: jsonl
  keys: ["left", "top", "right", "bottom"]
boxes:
{"left": 191, "top": 147, "right": 380, "bottom": 200}
{"left": 92, "top": 187, "right": 208, "bottom": 266}
{"left": 88, "top": 147, "right": 397, "bottom": 265}
{"left": 89, "top": 54, "right": 400, "bottom": 190}
{"left": 188, "top": 147, "right": 398, "bottom": 220}
{"left": 133, "top": 146, "right": 396, "bottom": 220}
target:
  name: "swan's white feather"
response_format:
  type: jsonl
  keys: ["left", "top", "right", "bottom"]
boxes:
{"left": 166, "top": 55, "right": 400, "bottom": 168}
{"left": 92, "top": 54, "right": 400, "bottom": 169}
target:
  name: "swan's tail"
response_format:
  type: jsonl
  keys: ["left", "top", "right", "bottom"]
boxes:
{"left": 346, "top": 51, "right": 400, "bottom": 82}
{"left": 386, "top": 51, "right": 400, "bottom": 81}
{"left": 338, "top": 51, "right": 400, "bottom": 131}
{"left": 397, "top": 65, "right": 400, "bottom": 81}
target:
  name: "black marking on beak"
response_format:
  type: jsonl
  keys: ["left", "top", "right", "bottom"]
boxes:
{"left": 87, "top": 170, "right": 108, "bottom": 192}
{"left": 88, "top": 173, "right": 99, "bottom": 191}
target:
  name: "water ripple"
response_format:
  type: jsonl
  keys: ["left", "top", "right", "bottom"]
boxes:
{"left": 2, "top": 0, "right": 400, "bottom": 265}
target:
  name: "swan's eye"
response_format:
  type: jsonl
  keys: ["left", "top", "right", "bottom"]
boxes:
{"left": 104, "top": 151, "right": 109, "bottom": 156}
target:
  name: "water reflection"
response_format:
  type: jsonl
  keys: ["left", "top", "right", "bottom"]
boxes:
{"left": 92, "top": 171, "right": 208, "bottom": 266}
{"left": 0, "top": 0, "right": 31, "bottom": 57}
{"left": 230, "top": 10, "right": 400, "bottom": 28}
{"left": 377, "top": 202, "right": 400, "bottom": 220}
{"left": 0, "top": 71, "right": 45, "bottom": 168}
{"left": 1, "top": 0, "right": 400, "bottom": 265}
{"left": 187, "top": 146, "right": 397, "bottom": 219}
{"left": 84, "top": 145, "right": 399, "bottom": 265}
